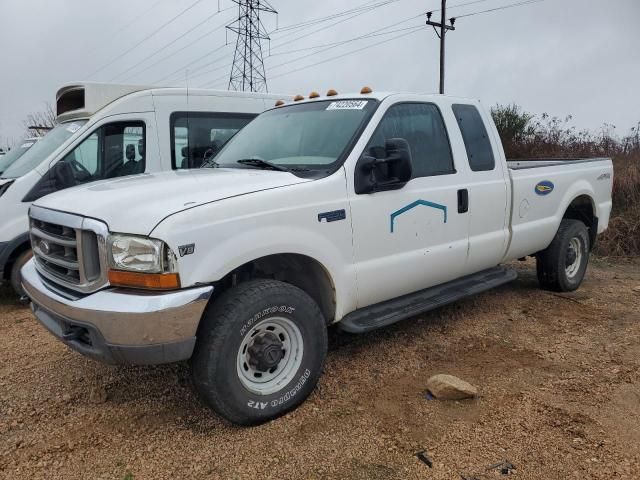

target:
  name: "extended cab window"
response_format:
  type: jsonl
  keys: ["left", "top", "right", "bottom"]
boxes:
{"left": 452, "top": 104, "right": 495, "bottom": 171}
{"left": 365, "top": 103, "right": 454, "bottom": 178}
{"left": 171, "top": 112, "right": 255, "bottom": 169}
{"left": 23, "top": 121, "right": 145, "bottom": 201}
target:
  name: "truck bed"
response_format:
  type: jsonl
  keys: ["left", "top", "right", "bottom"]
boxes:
{"left": 507, "top": 157, "right": 611, "bottom": 170}
{"left": 503, "top": 156, "right": 613, "bottom": 262}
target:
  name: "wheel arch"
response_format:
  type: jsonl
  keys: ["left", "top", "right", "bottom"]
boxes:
{"left": 210, "top": 253, "right": 337, "bottom": 325}
{"left": 562, "top": 194, "right": 597, "bottom": 249}
{"left": 1, "top": 234, "right": 31, "bottom": 281}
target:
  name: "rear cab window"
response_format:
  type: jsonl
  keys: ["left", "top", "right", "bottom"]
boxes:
{"left": 452, "top": 104, "right": 495, "bottom": 171}
{"left": 170, "top": 112, "right": 256, "bottom": 169}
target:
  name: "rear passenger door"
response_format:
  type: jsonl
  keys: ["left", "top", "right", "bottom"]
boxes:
{"left": 349, "top": 101, "right": 470, "bottom": 308}
{"left": 451, "top": 103, "right": 509, "bottom": 272}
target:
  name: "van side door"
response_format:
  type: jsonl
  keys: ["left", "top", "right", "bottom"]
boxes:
{"left": 348, "top": 99, "right": 470, "bottom": 308}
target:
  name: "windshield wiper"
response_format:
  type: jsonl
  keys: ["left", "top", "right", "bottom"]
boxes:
{"left": 236, "top": 158, "right": 293, "bottom": 172}
{"left": 200, "top": 158, "right": 219, "bottom": 168}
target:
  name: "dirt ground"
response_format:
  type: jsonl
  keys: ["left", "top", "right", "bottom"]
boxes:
{"left": 1, "top": 258, "right": 639, "bottom": 480}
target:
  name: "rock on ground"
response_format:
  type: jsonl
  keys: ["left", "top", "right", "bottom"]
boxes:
{"left": 426, "top": 374, "right": 478, "bottom": 400}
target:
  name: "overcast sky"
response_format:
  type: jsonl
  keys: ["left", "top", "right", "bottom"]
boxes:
{"left": 1, "top": 0, "right": 638, "bottom": 146}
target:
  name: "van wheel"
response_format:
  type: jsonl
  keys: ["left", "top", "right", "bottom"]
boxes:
{"left": 191, "top": 279, "right": 327, "bottom": 426}
{"left": 536, "top": 219, "right": 590, "bottom": 292}
{"left": 10, "top": 249, "right": 33, "bottom": 297}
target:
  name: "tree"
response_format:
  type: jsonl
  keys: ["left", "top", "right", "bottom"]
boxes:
{"left": 22, "top": 102, "right": 57, "bottom": 137}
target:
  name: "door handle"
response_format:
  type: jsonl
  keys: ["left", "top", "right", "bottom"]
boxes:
{"left": 457, "top": 189, "right": 469, "bottom": 213}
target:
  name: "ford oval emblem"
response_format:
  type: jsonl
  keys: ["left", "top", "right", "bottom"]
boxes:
{"left": 39, "top": 239, "right": 51, "bottom": 255}
{"left": 535, "top": 180, "right": 554, "bottom": 196}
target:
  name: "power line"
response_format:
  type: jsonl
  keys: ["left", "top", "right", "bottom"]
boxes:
{"left": 150, "top": 0, "right": 403, "bottom": 85}
{"left": 454, "top": 0, "right": 543, "bottom": 18}
{"left": 268, "top": 27, "right": 426, "bottom": 82}
{"left": 272, "top": 0, "right": 398, "bottom": 36}
{"left": 87, "top": 0, "right": 207, "bottom": 79}
{"left": 216, "top": 0, "right": 546, "bottom": 87}
{"left": 205, "top": 14, "right": 422, "bottom": 87}
{"left": 268, "top": 24, "right": 423, "bottom": 57}
{"left": 269, "top": 0, "right": 402, "bottom": 49}
{"left": 111, "top": 6, "right": 234, "bottom": 82}
{"left": 162, "top": 45, "right": 232, "bottom": 84}
{"left": 80, "top": 0, "right": 167, "bottom": 59}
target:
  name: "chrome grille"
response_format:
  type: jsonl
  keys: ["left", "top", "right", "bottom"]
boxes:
{"left": 31, "top": 220, "right": 81, "bottom": 283}
{"left": 29, "top": 206, "right": 109, "bottom": 294}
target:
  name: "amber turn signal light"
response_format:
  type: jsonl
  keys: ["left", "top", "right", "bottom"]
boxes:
{"left": 326, "top": 89, "right": 338, "bottom": 96}
{"left": 275, "top": 99, "right": 285, "bottom": 106}
{"left": 293, "top": 94, "right": 304, "bottom": 101}
{"left": 360, "top": 86, "right": 372, "bottom": 94}
{"left": 309, "top": 91, "right": 320, "bottom": 98}
{"left": 108, "top": 270, "right": 181, "bottom": 290}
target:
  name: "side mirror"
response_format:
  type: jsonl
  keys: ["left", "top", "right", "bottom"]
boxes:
{"left": 354, "top": 138, "right": 413, "bottom": 194}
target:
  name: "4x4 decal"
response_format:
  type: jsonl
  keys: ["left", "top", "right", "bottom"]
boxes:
{"left": 390, "top": 200, "right": 448, "bottom": 233}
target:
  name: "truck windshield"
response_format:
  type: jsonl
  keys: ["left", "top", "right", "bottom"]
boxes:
{"left": 1, "top": 121, "right": 88, "bottom": 179}
{"left": 212, "top": 99, "right": 377, "bottom": 175}
{"left": 0, "top": 139, "right": 37, "bottom": 175}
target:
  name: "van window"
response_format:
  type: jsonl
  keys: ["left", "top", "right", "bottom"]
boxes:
{"left": 170, "top": 112, "right": 255, "bottom": 169}
{"left": 23, "top": 121, "right": 145, "bottom": 201}
{"left": 56, "top": 122, "right": 145, "bottom": 184}
{"left": 365, "top": 103, "right": 454, "bottom": 178}
{"left": 452, "top": 104, "right": 495, "bottom": 171}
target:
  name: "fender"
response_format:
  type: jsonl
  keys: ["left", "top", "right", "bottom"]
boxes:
{"left": 555, "top": 179, "right": 598, "bottom": 224}
{"left": 182, "top": 225, "right": 356, "bottom": 322}
{"left": 0, "top": 232, "right": 31, "bottom": 279}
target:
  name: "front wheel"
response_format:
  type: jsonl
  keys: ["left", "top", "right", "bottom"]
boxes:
{"left": 536, "top": 219, "right": 590, "bottom": 292}
{"left": 190, "top": 279, "right": 327, "bottom": 426}
{"left": 10, "top": 249, "right": 33, "bottom": 298}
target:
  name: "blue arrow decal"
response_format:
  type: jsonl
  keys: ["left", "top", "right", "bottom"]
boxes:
{"left": 390, "top": 199, "right": 448, "bottom": 233}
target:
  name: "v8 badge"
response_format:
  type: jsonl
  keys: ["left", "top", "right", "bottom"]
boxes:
{"left": 178, "top": 243, "right": 195, "bottom": 257}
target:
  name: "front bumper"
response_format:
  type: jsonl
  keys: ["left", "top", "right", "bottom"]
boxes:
{"left": 21, "top": 260, "right": 214, "bottom": 365}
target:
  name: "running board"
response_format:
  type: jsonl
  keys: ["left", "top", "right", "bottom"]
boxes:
{"left": 339, "top": 266, "right": 517, "bottom": 334}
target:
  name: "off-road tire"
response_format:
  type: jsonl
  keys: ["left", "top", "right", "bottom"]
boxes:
{"left": 10, "top": 249, "right": 33, "bottom": 297}
{"left": 190, "top": 279, "right": 327, "bottom": 426}
{"left": 536, "top": 219, "right": 590, "bottom": 292}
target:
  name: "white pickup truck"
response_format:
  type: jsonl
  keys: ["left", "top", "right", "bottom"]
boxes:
{"left": 22, "top": 89, "right": 613, "bottom": 425}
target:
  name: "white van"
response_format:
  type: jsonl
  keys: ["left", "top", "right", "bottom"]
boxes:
{"left": 0, "top": 83, "right": 289, "bottom": 295}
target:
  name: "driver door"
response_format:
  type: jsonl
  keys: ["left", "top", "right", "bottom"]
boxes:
{"left": 349, "top": 101, "right": 470, "bottom": 308}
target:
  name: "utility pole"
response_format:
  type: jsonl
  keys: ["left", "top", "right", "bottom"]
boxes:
{"left": 227, "top": 0, "right": 277, "bottom": 93}
{"left": 426, "top": 0, "right": 456, "bottom": 94}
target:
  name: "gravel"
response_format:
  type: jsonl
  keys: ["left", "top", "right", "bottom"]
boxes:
{"left": 1, "top": 258, "right": 639, "bottom": 479}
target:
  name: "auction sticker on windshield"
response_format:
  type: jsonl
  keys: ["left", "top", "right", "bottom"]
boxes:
{"left": 66, "top": 123, "right": 83, "bottom": 134}
{"left": 326, "top": 100, "right": 368, "bottom": 110}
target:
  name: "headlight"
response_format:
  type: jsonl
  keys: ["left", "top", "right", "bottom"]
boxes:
{"left": 107, "top": 234, "right": 180, "bottom": 290}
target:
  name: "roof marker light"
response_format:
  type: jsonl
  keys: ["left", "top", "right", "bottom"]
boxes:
{"left": 275, "top": 99, "right": 285, "bottom": 106}
{"left": 294, "top": 94, "right": 304, "bottom": 101}
{"left": 309, "top": 91, "right": 320, "bottom": 99}
{"left": 360, "top": 86, "right": 373, "bottom": 94}
{"left": 326, "top": 89, "right": 338, "bottom": 97}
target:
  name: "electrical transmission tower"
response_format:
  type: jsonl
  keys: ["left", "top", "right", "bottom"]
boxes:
{"left": 227, "top": 0, "right": 277, "bottom": 92}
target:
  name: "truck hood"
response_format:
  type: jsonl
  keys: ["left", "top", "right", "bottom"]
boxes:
{"left": 34, "top": 168, "right": 311, "bottom": 235}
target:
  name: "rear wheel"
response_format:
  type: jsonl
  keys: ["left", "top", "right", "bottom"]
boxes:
{"left": 191, "top": 279, "right": 327, "bottom": 426}
{"left": 536, "top": 219, "right": 590, "bottom": 292}
{"left": 10, "top": 249, "right": 33, "bottom": 297}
